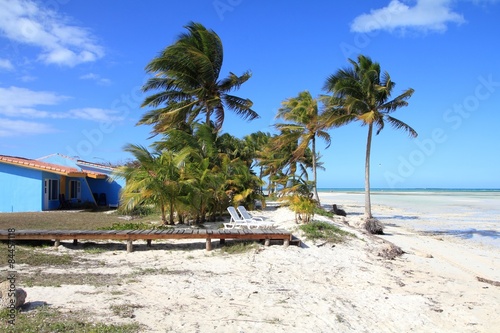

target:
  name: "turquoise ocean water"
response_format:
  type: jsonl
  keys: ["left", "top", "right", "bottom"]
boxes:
{"left": 318, "top": 188, "right": 500, "bottom": 248}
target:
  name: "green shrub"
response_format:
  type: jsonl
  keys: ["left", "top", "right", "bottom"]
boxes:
{"left": 299, "top": 221, "right": 354, "bottom": 243}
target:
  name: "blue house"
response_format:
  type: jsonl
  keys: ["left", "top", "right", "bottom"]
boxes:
{"left": 0, "top": 154, "right": 125, "bottom": 212}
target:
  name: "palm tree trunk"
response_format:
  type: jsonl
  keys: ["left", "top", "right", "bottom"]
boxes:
{"left": 169, "top": 198, "right": 174, "bottom": 224}
{"left": 312, "top": 136, "right": 320, "bottom": 205}
{"left": 364, "top": 123, "right": 373, "bottom": 219}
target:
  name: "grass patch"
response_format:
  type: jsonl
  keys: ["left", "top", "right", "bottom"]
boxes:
{"left": 0, "top": 242, "right": 75, "bottom": 267}
{"left": 20, "top": 272, "right": 124, "bottom": 288}
{"left": 0, "top": 210, "right": 164, "bottom": 231}
{"left": 220, "top": 241, "right": 260, "bottom": 254}
{"left": 0, "top": 306, "right": 141, "bottom": 332}
{"left": 314, "top": 206, "right": 335, "bottom": 218}
{"left": 299, "top": 221, "right": 354, "bottom": 243}
{"left": 110, "top": 303, "right": 143, "bottom": 318}
{"left": 82, "top": 246, "right": 107, "bottom": 254}
{"left": 98, "top": 222, "right": 172, "bottom": 231}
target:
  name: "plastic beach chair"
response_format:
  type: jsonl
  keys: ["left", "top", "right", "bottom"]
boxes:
{"left": 224, "top": 207, "right": 260, "bottom": 229}
{"left": 237, "top": 206, "right": 275, "bottom": 228}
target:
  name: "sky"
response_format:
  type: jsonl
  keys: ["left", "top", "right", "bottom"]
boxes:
{"left": 1, "top": 0, "right": 499, "bottom": 189}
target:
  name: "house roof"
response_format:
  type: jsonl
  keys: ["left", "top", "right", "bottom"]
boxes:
{"left": 0, "top": 155, "right": 107, "bottom": 179}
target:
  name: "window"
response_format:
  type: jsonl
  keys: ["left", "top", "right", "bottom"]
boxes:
{"left": 69, "top": 180, "right": 81, "bottom": 200}
{"left": 48, "top": 179, "right": 59, "bottom": 201}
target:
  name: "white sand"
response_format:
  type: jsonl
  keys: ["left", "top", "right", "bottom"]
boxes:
{"left": 21, "top": 194, "right": 500, "bottom": 332}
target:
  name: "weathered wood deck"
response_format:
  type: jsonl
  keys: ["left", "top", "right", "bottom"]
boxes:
{"left": 0, "top": 228, "right": 297, "bottom": 252}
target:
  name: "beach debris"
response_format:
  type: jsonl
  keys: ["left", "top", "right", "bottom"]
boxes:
{"left": 476, "top": 276, "right": 500, "bottom": 287}
{"left": 377, "top": 243, "right": 404, "bottom": 260}
{"left": 364, "top": 218, "right": 384, "bottom": 234}
{"left": 0, "top": 280, "right": 27, "bottom": 308}
{"left": 330, "top": 204, "right": 347, "bottom": 217}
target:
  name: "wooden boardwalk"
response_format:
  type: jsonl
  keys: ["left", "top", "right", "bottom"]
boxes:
{"left": 0, "top": 228, "right": 297, "bottom": 252}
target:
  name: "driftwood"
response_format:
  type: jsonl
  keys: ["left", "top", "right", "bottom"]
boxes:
{"left": 476, "top": 276, "right": 500, "bottom": 287}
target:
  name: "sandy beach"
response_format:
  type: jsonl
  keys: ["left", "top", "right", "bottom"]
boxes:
{"left": 18, "top": 193, "right": 500, "bottom": 332}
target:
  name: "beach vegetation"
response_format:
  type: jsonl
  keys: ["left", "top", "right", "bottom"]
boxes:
{"left": 0, "top": 306, "right": 141, "bottom": 332}
{"left": 299, "top": 221, "right": 354, "bottom": 243}
{"left": 98, "top": 222, "right": 172, "bottom": 231}
{"left": 0, "top": 242, "right": 74, "bottom": 267}
{"left": 220, "top": 241, "right": 260, "bottom": 254}
{"left": 275, "top": 91, "right": 332, "bottom": 205}
{"left": 122, "top": 21, "right": 417, "bottom": 232}
{"left": 323, "top": 55, "right": 417, "bottom": 223}
{"left": 286, "top": 194, "right": 317, "bottom": 224}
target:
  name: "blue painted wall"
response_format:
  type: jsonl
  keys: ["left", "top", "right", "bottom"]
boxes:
{"left": 0, "top": 163, "right": 42, "bottom": 212}
{"left": 79, "top": 164, "right": 125, "bottom": 206}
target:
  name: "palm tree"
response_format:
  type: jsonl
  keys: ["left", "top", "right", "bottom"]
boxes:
{"left": 114, "top": 144, "right": 188, "bottom": 225}
{"left": 324, "top": 55, "right": 417, "bottom": 223}
{"left": 275, "top": 91, "right": 331, "bottom": 204}
{"left": 139, "top": 22, "right": 259, "bottom": 134}
{"left": 243, "top": 131, "right": 271, "bottom": 192}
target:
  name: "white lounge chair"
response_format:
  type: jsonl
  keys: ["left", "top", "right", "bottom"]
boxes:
{"left": 237, "top": 206, "right": 275, "bottom": 228}
{"left": 224, "top": 207, "right": 260, "bottom": 229}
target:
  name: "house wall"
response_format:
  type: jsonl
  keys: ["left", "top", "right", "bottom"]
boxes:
{"left": 80, "top": 165, "right": 125, "bottom": 206}
{"left": 63, "top": 176, "right": 96, "bottom": 205}
{"left": 0, "top": 163, "right": 43, "bottom": 212}
{"left": 86, "top": 177, "right": 123, "bottom": 206}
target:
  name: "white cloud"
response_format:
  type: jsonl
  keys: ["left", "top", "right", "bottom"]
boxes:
{"left": 0, "top": 86, "right": 121, "bottom": 123}
{"left": 67, "top": 108, "right": 124, "bottom": 122}
{"left": 0, "top": 118, "right": 55, "bottom": 137}
{"left": 80, "top": 72, "right": 111, "bottom": 86}
{"left": 350, "top": 0, "right": 465, "bottom": 33}
{"left": 0, "top": 0, "right": 104, "bottom": 66}
{"left": 0, "top": 86, "right": 67, "bottom": 109}
{"left": 0, "top": 58, "right": 14, "bottom": 70}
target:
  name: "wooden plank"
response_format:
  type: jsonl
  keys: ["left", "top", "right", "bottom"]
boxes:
{"left": 0, "top": 228, "right": 294, "bottom": 250}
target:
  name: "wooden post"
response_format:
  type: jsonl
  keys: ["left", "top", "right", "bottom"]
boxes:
{"left": 73, "top": 239, "right": 78, "bottom": 245}
{"left": 206, "top": 238, "right": 212, "bottom": 251}
{"left": 219, "top": 238, "right": 226, "bottom": 246}
{"left": 264, "top": 238, "right": 270, "bottom": 247}
{"left": 147, "top": 239, "right": 152, "bottom": 247}
{"left": 284, "top": 239, "right": 290, "bottom": 247}
{"left": 54, "top": 239, "right": 60, "bottom": 247}
{"left": 127, "top": 240, "right": 133, "bottom": 253}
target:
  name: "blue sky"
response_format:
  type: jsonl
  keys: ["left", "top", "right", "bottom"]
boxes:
{"left": 1, "top": 0, "right": 499, "bottom": 189}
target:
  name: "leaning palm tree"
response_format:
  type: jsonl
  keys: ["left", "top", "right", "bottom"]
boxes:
{"left": 139, "top": 22, "right": 259, "bottom": 134}
{"left": 275, "top": 91, "right": 331, "bottom": 205}
{"left": 324, "top": 55, "right": 417, "bottom": 225}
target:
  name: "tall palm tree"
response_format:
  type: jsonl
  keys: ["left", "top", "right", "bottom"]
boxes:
{"left": 275, "top": 91, "right": 331, "bottom": 204}
{"left": 324, "top": 55, "right": 417, "bottom": 221}
{"left": 139, "top": 22, "right": 259, "bottom": 134}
